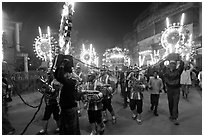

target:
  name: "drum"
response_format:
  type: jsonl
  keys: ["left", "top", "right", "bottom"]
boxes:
{"left": 96, "top": 84, "right": 113, "bottom": 99}
{"left": 109, "top": 75, "right": 118, "bottom": 84}
{"left": 82, "top": 90, "right": 103, "bottom": 102}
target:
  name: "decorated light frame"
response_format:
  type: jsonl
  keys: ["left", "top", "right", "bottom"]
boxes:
{"left": 161, "top": 13, "right": 193, "bottom": 60}
{"left": 80, "top": 44, "right": 99, "bottom": 67}
{"left": 102, "top": 47, "right": 130, "bottom": 67}
{"left": 33, "top": 26, "right": 58, "bottom": 68}
{"left": 138, "top": 49, "right": 162, "bottom": 67}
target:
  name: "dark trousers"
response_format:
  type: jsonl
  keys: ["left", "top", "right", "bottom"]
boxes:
{"left": 150, "top": 94, "right": 160, "bottom": 113}
{"left": 59, "top": 107, "right": 81, "bottom": 135}
{"left": 43, "top": 103, "right": 60, "bottom": 121}
{"left": 129, "top": 99, "right": 143, "bottom": 114}
{"left": 120, "top": 82, "right": 126, "bottom": 97}
{"left": 150, "top": 94, "right": 160, "bottom": 106}
{"left": 124, "top": 87, "right": 131, "bottom": 106}
{"left": 102, "top": 98, "right": 113, "bottom": 113}
{"left": 2, "top": 105, "right": 15, "bottom": 135}
{"left": 88, "top": 110, "right": 103, "bottom": 124}
{"left": 166, "top": 87, "right": 180, "bottom": 120}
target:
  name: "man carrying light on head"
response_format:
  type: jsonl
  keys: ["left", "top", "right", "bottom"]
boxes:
{"left": 160, "top": 53, "right": 184, "bottom": 125}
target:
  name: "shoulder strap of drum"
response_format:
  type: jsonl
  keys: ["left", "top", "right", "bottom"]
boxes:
{"left": 79, "top": 72, "right": 82, "bottom": 78}
{"left": 106, "top": 75, "right": 109, "bottom": 84}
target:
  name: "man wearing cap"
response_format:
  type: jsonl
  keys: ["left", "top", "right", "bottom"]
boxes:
{"left": 160, "top": 53, "right": 184, "bottom": 125}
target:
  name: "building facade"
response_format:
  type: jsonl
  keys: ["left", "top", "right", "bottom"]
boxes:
{"left": 2, "top": 12, "right": 28, "bottom": 73}
{"left": 130, "top": 2, "right": 201, "bottom": 69}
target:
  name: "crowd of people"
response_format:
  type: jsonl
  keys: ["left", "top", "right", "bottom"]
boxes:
{"left": 2, "top": 53, "right": 202, "bottom": 135}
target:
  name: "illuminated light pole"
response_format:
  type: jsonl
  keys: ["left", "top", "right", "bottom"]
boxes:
{"left": 38, "top": 26, "right": 42, "bottom": 38}
{"left": 180, "top": 13, "right": 185, "bottom": 26}
{"left": 47, "top": 26, "right": 51, "bottom": 45}
{"left": 59, "top": 2, "right": 75, "bottom": 55}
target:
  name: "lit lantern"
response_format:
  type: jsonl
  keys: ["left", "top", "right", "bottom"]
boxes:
{"left": 102, "top": 47, "right": 130, "bottom": 69}
{"left": 33, "top": 26, "right": 58, "bottom": 68}
{"left": 161, "top": 13, "right": 193, "bottom": 61}
{"left": 80, "top": 44, "right": 98, "bottom": 67}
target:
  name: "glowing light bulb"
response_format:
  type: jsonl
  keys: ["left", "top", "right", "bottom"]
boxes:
{"left": 38, "top": 26, "right": 42, "bottom": 38}
{"left": 166, "top": 17, "right": 170, "bottom": 28}
{"left": 180, "top": 13, "right": 185, "bottom": 26}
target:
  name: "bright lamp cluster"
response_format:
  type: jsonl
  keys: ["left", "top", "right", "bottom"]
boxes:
{"left": 161, "top": 13, "right": 193, "bottom": 60}
{"left": 102, "top": 47, "right": 130, "bottom": 67}
{"left": 80, "top": 44, "right": 99, "bottom": 67}
{"left": 33, "top": 26, "right": 59, "bottom": 70}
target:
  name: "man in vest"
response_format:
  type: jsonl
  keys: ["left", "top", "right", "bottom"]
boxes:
{"left": 84, "top": 72, "right": 105, "bottom": 135}
{"left": 100, "top": 69, "right": 116, "bottom": 124}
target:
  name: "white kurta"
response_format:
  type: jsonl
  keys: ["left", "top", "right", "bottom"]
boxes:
{"left": 180, "top": 70, "right": 192, "bottom": 85}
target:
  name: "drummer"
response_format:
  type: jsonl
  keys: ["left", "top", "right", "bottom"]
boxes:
{"left": 83, "top": 71, "right": 105, "bottom": 135}
{"left": 99, "top": 68, "right": 116, "bottom": 124}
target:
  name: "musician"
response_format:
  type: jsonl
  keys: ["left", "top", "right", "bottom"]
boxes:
{"left": 54, "top": 58, "right": 82, "bottom": 135}
{"left": 119, "top": 70, "right": 127, "bottom": 108}
{"left": 98, "top": 69, "right": 117, "bottom": 124}
{"left": 38, "top": 75, "right": 61, "bottom": 135}
{"left": 128, "top": 70, "right": 146, "bottom": 125}
{"left": 148, "top": 70, "right": 164, "bottom": 116}
{"left": 124, "top": 67, "right": 132, "bottom": 108}
{"left": 74, "top": 65, "right": 84, "bottom": 116}
{"left": 84, "top": 71, "right": 105, "bottom": 135}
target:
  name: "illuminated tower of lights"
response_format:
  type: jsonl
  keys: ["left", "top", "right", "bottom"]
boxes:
{"left": 80, "top": 44, "right": 99, "bottom": 67}
{"left": 33, "top": 26, "right": 58, "bottom": 69}
{"left": 161, "top": 13, "right": 193, "bottom": 61}
{"left": 59, "top": 2, "right": 75, "bottom": 55}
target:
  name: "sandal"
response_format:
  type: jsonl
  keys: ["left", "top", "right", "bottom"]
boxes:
{"left": 136, "top": 119, "right": 142, "bottom": 125}
{"left": 37, "top": 129, "right": 48, "bottom": 135}
{"left": 112, "top": 117, "right": 116, "bottom": 124}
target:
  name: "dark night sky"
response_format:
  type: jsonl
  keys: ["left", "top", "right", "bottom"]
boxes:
{"left": 2, "top": 2, "right": 151, "bottom": 64}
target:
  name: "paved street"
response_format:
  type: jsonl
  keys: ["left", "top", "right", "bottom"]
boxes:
{"left": 7, "top": 86, "right": 202, "bottom": 135}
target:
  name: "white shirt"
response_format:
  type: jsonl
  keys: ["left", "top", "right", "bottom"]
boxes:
{"left": 180, "top": 64, "right": 193, "bottom": 85}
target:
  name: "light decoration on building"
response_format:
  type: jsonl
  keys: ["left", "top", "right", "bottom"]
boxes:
{"left": 33, "top": 26, "right": 58, "bottom": 68}
{"left": 80, "top": 44, "right": 98, "bottom": 67}
{"left": 161, "top": 13, "right": 193, "bottom": 61}
{"left": 138, "top": 50, "right": 153, "bottom": 67}
{"left": 153, "top": 50, "right": 160, "bottom": 64}
{"left": 59, "top": 2, "right": 75, "bottom": 55}
{"left": 102, "top": 47, "right": 130, "bottom": 68}
{"left": 138, "top": 49, "right": 160, "bottom": 67}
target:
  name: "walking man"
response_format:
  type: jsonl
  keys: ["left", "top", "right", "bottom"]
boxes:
{"left": 180, "top": 62, "right": 194, "bottom": 99}
{"left": 148, "top": 70, "right": 163, "bottom": 116}
{"left": 160, "top": 53, "right": 184, "bottom": 125}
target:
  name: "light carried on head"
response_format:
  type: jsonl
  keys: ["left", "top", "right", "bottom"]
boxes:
{"left": 80, "top": 44, "right": 98, "bottom": 67}
{"left": 161, "top": 13, "right": 193, "bottom": 61}
{"left": 33, "top": 26, "right": 58, "bottom": 70}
